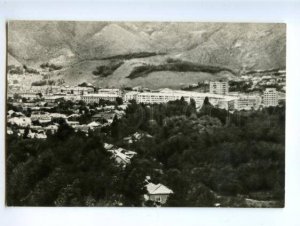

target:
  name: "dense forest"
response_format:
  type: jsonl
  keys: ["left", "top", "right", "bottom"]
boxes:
{"left": 6, "top": 98, "right": 285, "bottom": 207}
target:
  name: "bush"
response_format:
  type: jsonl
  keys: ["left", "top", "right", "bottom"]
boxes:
{"left": 92, "top": 61, "right": 124, "bottom": 77}
{"left": 40, "top": 62, "right": 63, "bottom": 71}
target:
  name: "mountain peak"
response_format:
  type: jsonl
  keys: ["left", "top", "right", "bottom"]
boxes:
{"left": 7, "top": 21, "right": 285, "bottom": 72}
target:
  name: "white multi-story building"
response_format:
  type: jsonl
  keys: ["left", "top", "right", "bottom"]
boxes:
{"left": 81, "top": 93, "right": 118, "bottom": 104}
{"left": 124, "top": 91, "right": 139, "bottom": 102}
{"left": 44, "top": 95, "right": 64, "bottom": 103}
{"left": 234, "top": 95, "right": 262, "bottom": 110}
{"left": 263, "top": 88, "right": 278, "bottom": 107}
{"left": 209, "top": 81, "right": 229, "bottom": 95}
{"left": 62, "top": 95, "right": 81, "bottom": 102}
{"left": 98, "top": 88, "right": 122, "bottom": 97}
{"left": 18, "top": 92, "right": 39, "bottom": 100}
{"left": 125, "top": 88, "right": 237, "bottom": 109}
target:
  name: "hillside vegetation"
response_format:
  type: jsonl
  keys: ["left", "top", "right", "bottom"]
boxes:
{"left": 6, "top": 99, "right": 285, "bottom": 207}
{"left": 127, "top": 58, "right": 236, "bottom": 79}
{"left": 92, "top": 61, "right": 124, "bottom": 77}
{"left": 101, "top": 52, "right": 165, "bottom": 60}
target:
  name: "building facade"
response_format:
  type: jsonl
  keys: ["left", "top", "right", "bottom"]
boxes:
{"left": 124, "top": 91, "right": 139, "bottom": 102}
{"left": 145, "top": 183, "right": 174, "bottom": 204}
{"left": 124, "top": 89, "right": 237, "bottom": 109}
{"left": 209, "top": 81, "right": 229, "bottom": 95}
{"left": 234, "top": 95, "right": 262, "bottom": 110}
{"left": 18, "top": 92, "right": 39, "bottom": 100}
{"left": 98, "top": 88, "right": 122, "bottom": 97}
{"left": 81, "top": 93, "right": 118, "bottom": 104}
{"left": 263, "top": 88, "right": 278, "bottom": 107}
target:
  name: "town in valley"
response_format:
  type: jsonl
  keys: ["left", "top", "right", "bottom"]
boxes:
{"left": 6, "top": 21, "right": 286, "bottom": 207}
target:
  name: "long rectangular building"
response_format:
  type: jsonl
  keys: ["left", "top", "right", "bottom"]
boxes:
{"left": 233, "top": 95, "right": 262, "bottom": 110}
{"left": 125, "top": 88, "right": 237, "bottom": 109}
{"left": 81, "top": 93, "right": 118, "bottom": 104}
{"left": 98, "top": 88, "right": 122, "bottom": 97}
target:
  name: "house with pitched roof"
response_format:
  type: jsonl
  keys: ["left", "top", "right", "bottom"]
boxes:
{"left": 144, "top": 182, "right": 174, "bottom": 204}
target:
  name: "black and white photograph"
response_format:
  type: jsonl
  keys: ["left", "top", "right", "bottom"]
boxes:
{"left": 6, "top": 21, "right": 286, "bottom": 207}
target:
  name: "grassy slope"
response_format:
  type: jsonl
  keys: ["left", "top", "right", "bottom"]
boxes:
{"left": 128, "top": 71, "right": 229, "bottom": 89}
{"left": 57, "top": 56, "right": 236, "bottom": 88}
{"left": 57, "top": 60, "right": 108, "bottom": 85}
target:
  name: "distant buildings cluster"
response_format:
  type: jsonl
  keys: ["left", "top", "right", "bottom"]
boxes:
{"left": 8, "top": 81, "right": 284, "bottom": 113}
{"left": 123, "top": 81, "right": 283, "bottom": 110}
{"left": 7, "top": 68, "right": 286, "bottom": 122}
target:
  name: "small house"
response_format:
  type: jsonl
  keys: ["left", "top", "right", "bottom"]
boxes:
{"left": 144, "top": 183, "right": 174, "bottom": 204}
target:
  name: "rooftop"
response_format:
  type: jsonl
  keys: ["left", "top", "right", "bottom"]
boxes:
{"left": 146, "top": 183, "right": 174, "bottom": 195}
{"left": 137, "top": 89, "right": 237, "bottom": 101}
{"left": 83, "top": 93, "right": 119, "bottom": 97}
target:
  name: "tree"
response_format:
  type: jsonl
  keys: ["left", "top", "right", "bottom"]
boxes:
{"left": 204, "top": 96, "right": 210, "bottom": 105}
{"left": 13, "top": 93, "right": 21, "bottom": 100}
{"left": 120, "top": 159, "right": 148, "bottom": 206}
{"left": 111, "top": 115, "right": 120, "bottom": 139}
{"left": 37, "top": 93, "right": 43, "bottom": 98}
{"left": 6, "top": 99, "right": 285, "bottom": 207}
{"left": 25, "top": 108, "right": 32, "bottom": 117}
{"left": 55, "top": 120, "right": 74, "bottom": 140}
{"left": 186, "top": 98, "right": 196, "bottom": 117}
{"left": 23, "top": 126, "right": 30, "bottom": 139}
{"left": 116, "top": 97, "right": 123, "bottom": 105}
{"left": 190, "top": 98, "right": 196, "bottom": 108}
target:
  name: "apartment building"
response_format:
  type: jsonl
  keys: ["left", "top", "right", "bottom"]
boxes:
{"left": 125, "top": 88, "right": 237, "bottom": 109}
{"left": 209, "top": 81, "right": 229, "bottom": 95}
{"left": 98, "top": 88, "right": 122, "bottom": 97}
{"left": 81, "top": 93, "right": 118, "bottom": 104}
{"left": 18, "top": 92, "right": 40, "bottom": 100}
{"left": 234, "top": 95, "right": 262, "bottom": 110}
{"left": 124, "top": 91, "right": 139, "bottom": 102}
{"left": 263, "top": 88, "right": 278, "bottom": 107}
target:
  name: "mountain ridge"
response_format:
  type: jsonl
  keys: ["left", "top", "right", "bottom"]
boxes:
{"left": 7, "top": 21, "right": 286, "bottom": 88}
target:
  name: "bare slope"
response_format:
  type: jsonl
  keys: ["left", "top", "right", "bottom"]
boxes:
{"left": 7, "top": 53, "right": 22, "bottom": 67}
{"left": 60, "top": 56, "right": 235, "bottom": 89}
{"left": 7, "top": 21, "right": 286, "bottom": 88}
{"left": 179, "top": 23, "right": 286, "bottom": 70}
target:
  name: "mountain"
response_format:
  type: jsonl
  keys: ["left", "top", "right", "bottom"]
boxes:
{"left": 7, "top": 53, "right": 22, "bottom": 67}
{"left": 7, "top": 21, "right": 286, "bottom": 88}
{"left": 85, "top": 23, "right": 154, "bottom": 59}
{"left": 179, "top": 23, "right": 286, "bottom": 70}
